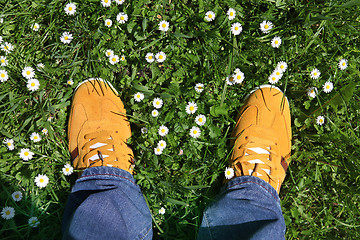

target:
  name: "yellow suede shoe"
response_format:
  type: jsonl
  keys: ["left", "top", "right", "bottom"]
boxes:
{"left": 228, "top": 85, "right": 292, "bottom": 193}
{"left": 68, "top": 78, "right": 134, "bottom": 174}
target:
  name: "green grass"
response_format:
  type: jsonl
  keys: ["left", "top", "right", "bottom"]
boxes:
{"left": 1, "top": 0, "right": 360, "bottom": 239}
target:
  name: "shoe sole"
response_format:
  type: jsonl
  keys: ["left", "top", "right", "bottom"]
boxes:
{"left": 74, "top": 78, "right": 119, "bottom": 95}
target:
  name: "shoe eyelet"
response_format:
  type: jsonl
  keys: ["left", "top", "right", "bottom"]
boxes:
{"left": 115, "top": 131, "right": 118, "bottom": 133}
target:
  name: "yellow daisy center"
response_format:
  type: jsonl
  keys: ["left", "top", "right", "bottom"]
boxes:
{"left": 1, "top": 59, "right": 4, "bottom": 63}
{"left": 40, "top": 178, "right": 44, "bottom": 183}
{"left": 120, "top": 16, "right": 124, "bottom": 20}
{"left": 31, "top": 82, "right": 35, "bottom": 87}
{"left": 272, "top": 77, "right": 276, "bottom": 81}
{"left": 162, "top": 23, "right": 166, "bottom": 28}
{"left": 235, "top": 26, "right": 239, "bottom": 31}
{"left": 156, "top": 101, "right": 160, "bottom": 105}
{"left": 276, "top": 72, "right": 280, "bottom": 76}
{"left": 193, "top": 130, "right": 197, "bottom": 134}
{"left": 15, "top": 194, "right": 19, "bottom": 198}
{"left": 121, "top": 57, "right": 125, "bottom": 60}
{"left": 137, "top": 94, "right": 140, "bottom": 98}
{"left": 69, "top": 7, "right": 72, "bottom": 11}
{"left": 26, "top": 71, "right": 30, "bottom": 75}
{"left": 7, "top": 142, "right": 11, "bottom": 146}
{"left": 64, "top": 36, "right": 69, "bottom": 40}
{"left": 310, "top": 90, "right": 314, "bottom": 93}
{"left": 148, "top": 55, "right": 153, "bottom": 59}
{"left": 265, "top": 24, "right": 269, "bottom": 29}
{"left": 230, "top": 12, "right": 234, "bottom": 16}
{"left": 160, "top": 143, "right": 164, "bottom": 147}
{"left": 275, "top": 40, "right": 278, "bottom": 44}
{"left": 107, "top": 52, "right": 111, "bottom": 56}
{"left": 208, "top": 14, "right": 212, "bottom": 18}
{"left": 24, "top": 152, "right": 29, "bottom": 156}
{"left": 320, "top": 119, "right": 323, "bottom": 123}
{"left": 237, "top": 75, "right": 241, "bottom": 80}
{"left": 112, "top": 57, "right": 116, "bottom": 62}
{"left": 66, "top": 168, "right": 69, "bottom": 171}
{"left": 159, "top": 55, "right": 163, "bottom": 59}
{"left": 4, "top": 46, "right": 8, "bottom": 50}
{"left": 34, "top": 136, "right": 38, "bottom": 139}
{"left": 314, "top": 72, "right": 317, "bottom": 76}
{"left": 32, "top": 220, "right": 36, "bottom": 224}
{"left": 342, "top": 62, "right": 346, "bottom": 66}
{"left": 161, "top": 129, "right": 165, "bottom": 133}
{"left": 226, "top": 170, "right": 231, "bottom": 175}
{"left": 280, "top": 65, "right": 284, "bottom": 69}
{"left": 34, "top": 25, "right": 37, "bottom": 29}
{"left": 105, "top": 0, "right": 108, "bottom": 2}
{"left": 189, "top": 106, "right": 194, "bottom": 111}
{"left": 107, "top": 22, "right": 110, "bottom": 25}
{"left": 199, "top": 118, "right": 203, "bottom": 122}
{"left": 198, "top": 86, "right": 202, "bottom": 89}
{"left": 6, "top": 211, "right": 10, "bottom": 215}
{"left": 1, "top": 73, "right": 5, "bottom": 77}
{"left": 326, "top": 85, "right": 330, "bottom": 89}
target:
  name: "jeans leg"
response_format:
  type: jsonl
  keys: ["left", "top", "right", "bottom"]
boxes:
{"left": 62, "top": 167, "right": 152, "bottom": 240}
{"left": 197, "top": 176, "right": 285, "bottom": 240}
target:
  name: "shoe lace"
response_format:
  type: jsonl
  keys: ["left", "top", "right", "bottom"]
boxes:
{"left": 81, "top": 130, "right": 134, "bottom": 168}
{"left": 233, "top": 135, "right": 278, "bottom": 183}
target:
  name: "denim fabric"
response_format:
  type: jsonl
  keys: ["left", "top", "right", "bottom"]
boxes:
{"left": 62, "top": 167, "right": 152, "bottom": 240}
{"left": 197, "top": 176, "right": 286, "bottom": 240}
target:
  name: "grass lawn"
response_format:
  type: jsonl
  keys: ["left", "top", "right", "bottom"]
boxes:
{"left": 1, "top": 0, "right": 359, "bottom": 239}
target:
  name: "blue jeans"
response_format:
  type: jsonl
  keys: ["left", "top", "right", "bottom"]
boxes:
{"left": 62, "top": 167, "right": 285, "bottom": 239}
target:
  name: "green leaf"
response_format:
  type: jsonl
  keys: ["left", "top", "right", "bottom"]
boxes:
{"left": 165, "top": 197, "right": 189, "bottom": 206}
{"left": 328, "top": 83, "right": 356, "bottom": 111}
{"left": 210, "top": 104, "right": 228, "bottom": 117}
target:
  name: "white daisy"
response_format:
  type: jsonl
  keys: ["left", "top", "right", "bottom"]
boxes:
{"left": 195, "top": 114, "right": 206, "bottom": 126}
{"left": 120, "top": 55, "right": 125, "bottom": 61}
{"left": 134, "top": 92, "right": 144, "bottom": 102}
{"left": 41, "top": 128, "right": 48, "bottom": 135}
{"left": 115, "top": 0, "right": 125, "bottom": 4}
{"left": 307, "top": 87, "right": 318, "bottom": 98}
{"left": 105, "top": 19, "right": 113, "bottom": 27}
{"left": 338, "top": 59, "right": 348, "bottom": 70}
{"left": 159, "top": 207, "right": 166, "bottom": 215}
{"left": 233, "top": 71, "right": 245, "bottom": 84}
{"left": 260, "top": 20, "right": 273, "bottom": 34}
{"left": 226, "top": 75, "right": 235, "bottom": 85}
{"left": 109, "top": 55, "right": 119, "bottom": 65}
{"left": 189, "top": 126, "right": 201, "bottom": 138}
{"left": 151, "top": 109, "right": 159, "bottom": 117}
{"left": 11, "top": 191, "right": 23, "bottom": 202}
{"left": 158, "top": 125, "right": 169, "bottom": 136}
{"left": 60, "top": 32, "right": 73, "bottom": 44}
{"left": 1, "top": 206, "right": 15, "bottom": 220}
{"left": 273, "top": 68, "right": 283, "bottom": 79}
{"left": 323, "top": 81, "right": 333, "bottom": 93}
{"left": 35, "top": 174, "right": 49, "bottom": 188}
{"left": 141, "top": 127, "right": 148, "bottom": 134}
{"left": 101, "top": 0, "right": 111, "bottom": 7}
{"left": 153, "top": 97, "right": 163, "bottom": 109}
{"left": 227, "top": 8, "right": 236, "bottom": 20}
{"left": 271, "top": 36, "right": 281, "bottom": 48}
{"left": 117, "top": 12, "right": 128, "bottom": 24}
{"left": 145, "top": 52, "right": 155, "bottom": 63}
{"left": 205, "top": 11, "right": 215, "bottom": 22}
{"left": 27, "top": 78, "right": 40, "bottom": 91}
{"left": 30, "top": 132, "right": 41, "bottom": 143}
{"left": 0, "top": 56, "right": 8, "bottom": 66}
{"left": 277, "top": 61, "right": 288, "bottom": 72}
{"left": 1, "top": 42, "right": 14, "bottom": 54}
{"left": 28, "top": 217, "right": 40, "bottom": 228}
{"left": 22, "top": 66, "right": 35, "bottom": 79}
{"left": 178, "top": 148, "right": 184, "bottom": 155}
{"left": 67, "top": 79, "right": 74, "bottom": 85}
{"left": 105, "top": 49, "right": 114, "bottom": 58}
{"left": 64, "top": 3, "right": 76, "bottom": 15}
{"left": 158, "top": 140, "right": 166, "bottom": 150}
{"left": 316, "top": 116, "right": 325, "bottom": 125}
{"left": 62, "top": 163, "right": 74, "bottom": 176}
{"left": 154, "top": 146, "right": 163, "bottom": 155}
{"left": 19, "top": 148, "right": 34, "bottom": 161}
{"left": 185, "top": 102, "right": 197, "bottom": 114}
{"left": 310, "top": 68, "right": 321, "bottom": 79}
{"left": 195, "top": 83, "right": 204, "bottom": 93}
{"left": 155, "top": 51, "right": 166, "bottom": 63}
{"left": 0, "top": 69, "right": 8, "bottom": 82}
{"left": 268, "top": 73, "right": 280, "bottom": 84}
{"left": 159, "top": 20, "right": 169, "bottom": 32}
{"left": 3, "top": 138, "right": 15, "bottom": 150}
{"left": 231, "top": 22, "right": 242, "bottom": 35}
{"left": 32, "top": 23, "right": 40, "bottom": 31}
{"left": 224, "top": 167, "right": 234, "bottom": 179}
